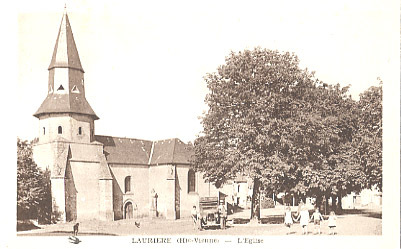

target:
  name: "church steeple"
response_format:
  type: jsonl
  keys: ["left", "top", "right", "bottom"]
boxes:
{"left": 34, "top": 9, "right": 98, "bottom": 120}
{"left": 48, "top": 8, "right": 84, "bottom": 73}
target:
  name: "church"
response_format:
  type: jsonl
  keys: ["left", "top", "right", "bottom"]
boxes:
{"left": 32, "top": 10, "right": 221, "bottom": 222}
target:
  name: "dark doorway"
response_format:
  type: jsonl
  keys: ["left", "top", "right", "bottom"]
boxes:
{"left": 124, "top": 202, "right": 133, "bottom": 219}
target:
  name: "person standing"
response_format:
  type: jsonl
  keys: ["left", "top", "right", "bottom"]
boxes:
{"left": 284, "top": 206, "right": 294, "bottom": 235}
{"left": 218, "top": 202, "right": 227, "bottom": 229}
{"left": 295, "top": 206, "right": 310, "bottom": 235}
{"left": 310, "top": 207, "right": 324, "bottom": 234}
{"left": 191, "top": 205, "right": 198, "bottom": 230}
{"left": 328, "top": 211, "right": 337, "bottom": 235}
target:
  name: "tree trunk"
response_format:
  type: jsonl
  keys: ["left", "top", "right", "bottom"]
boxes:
{"left": 316, "top": 195, "right": 322, "bottom": 209}
{"left": 325, "top": 195, "right": 329, "bottom": 215}
{"left": 337, "top": 194, "right": 343, "bottom": 213}
{"left": 250, "top": 178, "right": 261, "bottom": 220}
{"left": 331, "top": 196, "right": 336, "bottom": 212}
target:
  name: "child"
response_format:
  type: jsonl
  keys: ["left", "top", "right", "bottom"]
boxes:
{"left": 310, "top": 207, "right": 324, "bottom": 234}
{"left": 328, "top": 211, "right": 337, "bottom": 235}
{"left": 295, "top": 206, "right": 310, "bottom": 235}
{"left": 284, "top": 206, "right": 293, "bottom": 235}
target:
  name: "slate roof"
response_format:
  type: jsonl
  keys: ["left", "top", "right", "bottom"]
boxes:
{"left": 95, "top": 136, "right": 193, "bottom": 166}
{"left": 34, "top": 93, "right": 99, "bottom": 119}
{"left": 48, "top": 11, "right": 84, "bottom": 72}
{"left": 33, "top": 11, "right": 98, "bottom": 120}
{"left": 150, "top": 138, "right": 193, "bottom": 165}
{"left": 95, "top": 135, "right": 153, "bottom": 165}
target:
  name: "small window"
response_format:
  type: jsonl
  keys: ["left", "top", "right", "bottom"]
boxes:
{"left": 72, "top": 85, "right": 79, "bottom": 93}
{"left": 43, "top": 127, "right": 46, "bottom": 135}
{"left": 188, "top": 169, "right": 196, "bottom": 193}
{"left": 125, "top": 176, "right": 131, "bottom": 193}
{"left": 57, "top": 85, "right": 64, "bottom": 91}
{"left": 78, "top": 127, "right": 82, "bottom": 135}
{"left": 58, "top": 126, "right": 62, "bottom": 134}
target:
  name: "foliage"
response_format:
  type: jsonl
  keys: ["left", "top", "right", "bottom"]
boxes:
{"left": 353, "top": 84, "right": 382, "bottom": 191}
{"left": 194, "top": 48, "right": 317, "bottom": 219}
{"left": 17, "top": 138, "right": 51, "bottom": 223}
{"left": 194, "top": 47, "right": 382, "bottom": 219}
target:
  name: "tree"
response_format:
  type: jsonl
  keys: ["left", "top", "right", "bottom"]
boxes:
{"left": 193, "top": 48, "right": 317, "bottom": 220}
{"left": 353, "top": 84, "right": 382, "bottom": 191}
{"left": 290, "top": 83, "right": 362, "bottom": 210}
{"left": 17, "top": 138, "right": 51, "bottom": 223}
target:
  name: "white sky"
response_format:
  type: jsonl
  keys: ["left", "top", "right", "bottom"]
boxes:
{"left": 5, "top": 1, "right": 401, "bottom": 246}
{"left": 16, "top": 0, "right": 398, "bottom": 143}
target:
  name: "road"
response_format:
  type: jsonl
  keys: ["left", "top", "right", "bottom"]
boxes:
{"left": 18, "top": 209, "right": 381, "bottom": 236}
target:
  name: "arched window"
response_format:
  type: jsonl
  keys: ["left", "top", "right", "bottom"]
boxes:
{"left": 58, "top": 126, "right": 62, "bottom": 134}
{"left": 78, "top": 127, "right": 82, "bottom": 135}
{"left": 125, "top": 176, "right": 131, "bottom": 193}
{"left": 43, "top": 127, "right": 46, "bottom": 135}
{"left": 188, "top": 169, "right": 196, "bottom": 193}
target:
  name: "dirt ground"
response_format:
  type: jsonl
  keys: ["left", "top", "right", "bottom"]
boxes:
{"left": 17, "top": 208, "right": 381, "bottom": 236}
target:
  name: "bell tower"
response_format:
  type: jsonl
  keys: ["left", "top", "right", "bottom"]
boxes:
{"left": 32, "top": 9, "right": 113, "bottom": 223}
{"left": 33, "top": 8, "right": 98, "bottom": 144}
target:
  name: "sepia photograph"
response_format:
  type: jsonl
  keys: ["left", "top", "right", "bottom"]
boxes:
{"left": 5, "top": 0, "right": 399, "bottom": 248}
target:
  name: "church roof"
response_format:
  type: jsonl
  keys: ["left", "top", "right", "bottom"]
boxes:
{"left": 95, "top": 136, "right": 193, "bottom": 166}
{"left": 48, "top": 11, "right": 84, "bottom": 72}
{"left": 95, "top": 135, "right": 153, "bottom": 165}
{"left": 33, "top": 93, "right": 99, "bottom": 119}
{"left": 150, "top": 138, "right": 193, "bottom": 165}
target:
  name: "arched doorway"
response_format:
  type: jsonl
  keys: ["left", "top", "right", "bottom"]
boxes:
{"left": 124, "top": 201, "right": 133, "bottom": 219}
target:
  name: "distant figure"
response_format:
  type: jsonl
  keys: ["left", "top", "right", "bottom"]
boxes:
{"left": 73, "top": 223, "right": 79, "bottom": 236}
{"left": 295, "top": 206, "right": 309, "bottom": 235}
{"left": 191, "top": 205, "right": 198, "bottom": 230}
{"left": 68, "top": 223, "right": 81, "bottom": 244}
{"left": 283, "top": 206, "right": 293, "bottom": 235}
{"left": 310, "top": 207, "right": 324, "bottom": 234}
{"left": 297, "top": 200, "right": 304, "bottom": 216}
{"left": 135, "top": 221, "right": 141, "bottom": 228}
{"left": 218, "top": 202, "right": 227, "bottom": 229}
{"left": 328, "top": 211, "right": 337, "bottom": 235}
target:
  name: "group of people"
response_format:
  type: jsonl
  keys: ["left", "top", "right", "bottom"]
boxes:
{"left": 284, "top": 205, "right": 337, "bottom": 235}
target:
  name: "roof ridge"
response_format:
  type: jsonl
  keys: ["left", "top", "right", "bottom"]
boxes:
{"left": 154, "top": 137, "right": 180, "bottom": 143}
{"left": 95, "top": 135, "right": 153, "bottom": 143}
{"left": 171, "top": 138, "right": 177, "bottom": 163}
{"left": 148, "top": 141, "right": 155, "bottom": 165}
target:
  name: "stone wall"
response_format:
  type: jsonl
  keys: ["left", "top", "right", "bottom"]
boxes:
{"left": 110, "top": 164, "right": 150, "bottom": 219}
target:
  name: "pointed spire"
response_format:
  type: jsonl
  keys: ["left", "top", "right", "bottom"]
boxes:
{"left": 48, "top": 8, "right": 84, "bottom": 72}
{"left": 34, "top": 9, "right": 98, "bottom": 120}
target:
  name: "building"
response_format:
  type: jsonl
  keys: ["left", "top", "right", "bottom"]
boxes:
{"left": 32, "top": 10, "right": 220, "bottom": 222}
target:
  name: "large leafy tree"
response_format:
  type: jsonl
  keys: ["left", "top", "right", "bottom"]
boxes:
{"left": 288, "top": 83, "right": 364, "bottom": 211}
{"left": 17, "top": 138, "right": 51, "bottom": 223}
{"left": 353, "top": 84, "right": 382, "bottom": 191}
{"left": 193, "top": 48, "right": 317, "bottom": 219}
{"left": 194, "top": 48, "right": 382, "bottom": 220}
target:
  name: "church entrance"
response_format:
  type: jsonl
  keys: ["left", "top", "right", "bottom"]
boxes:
{"left": 124, "top": 202, "right": 133, "bottom": 219}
